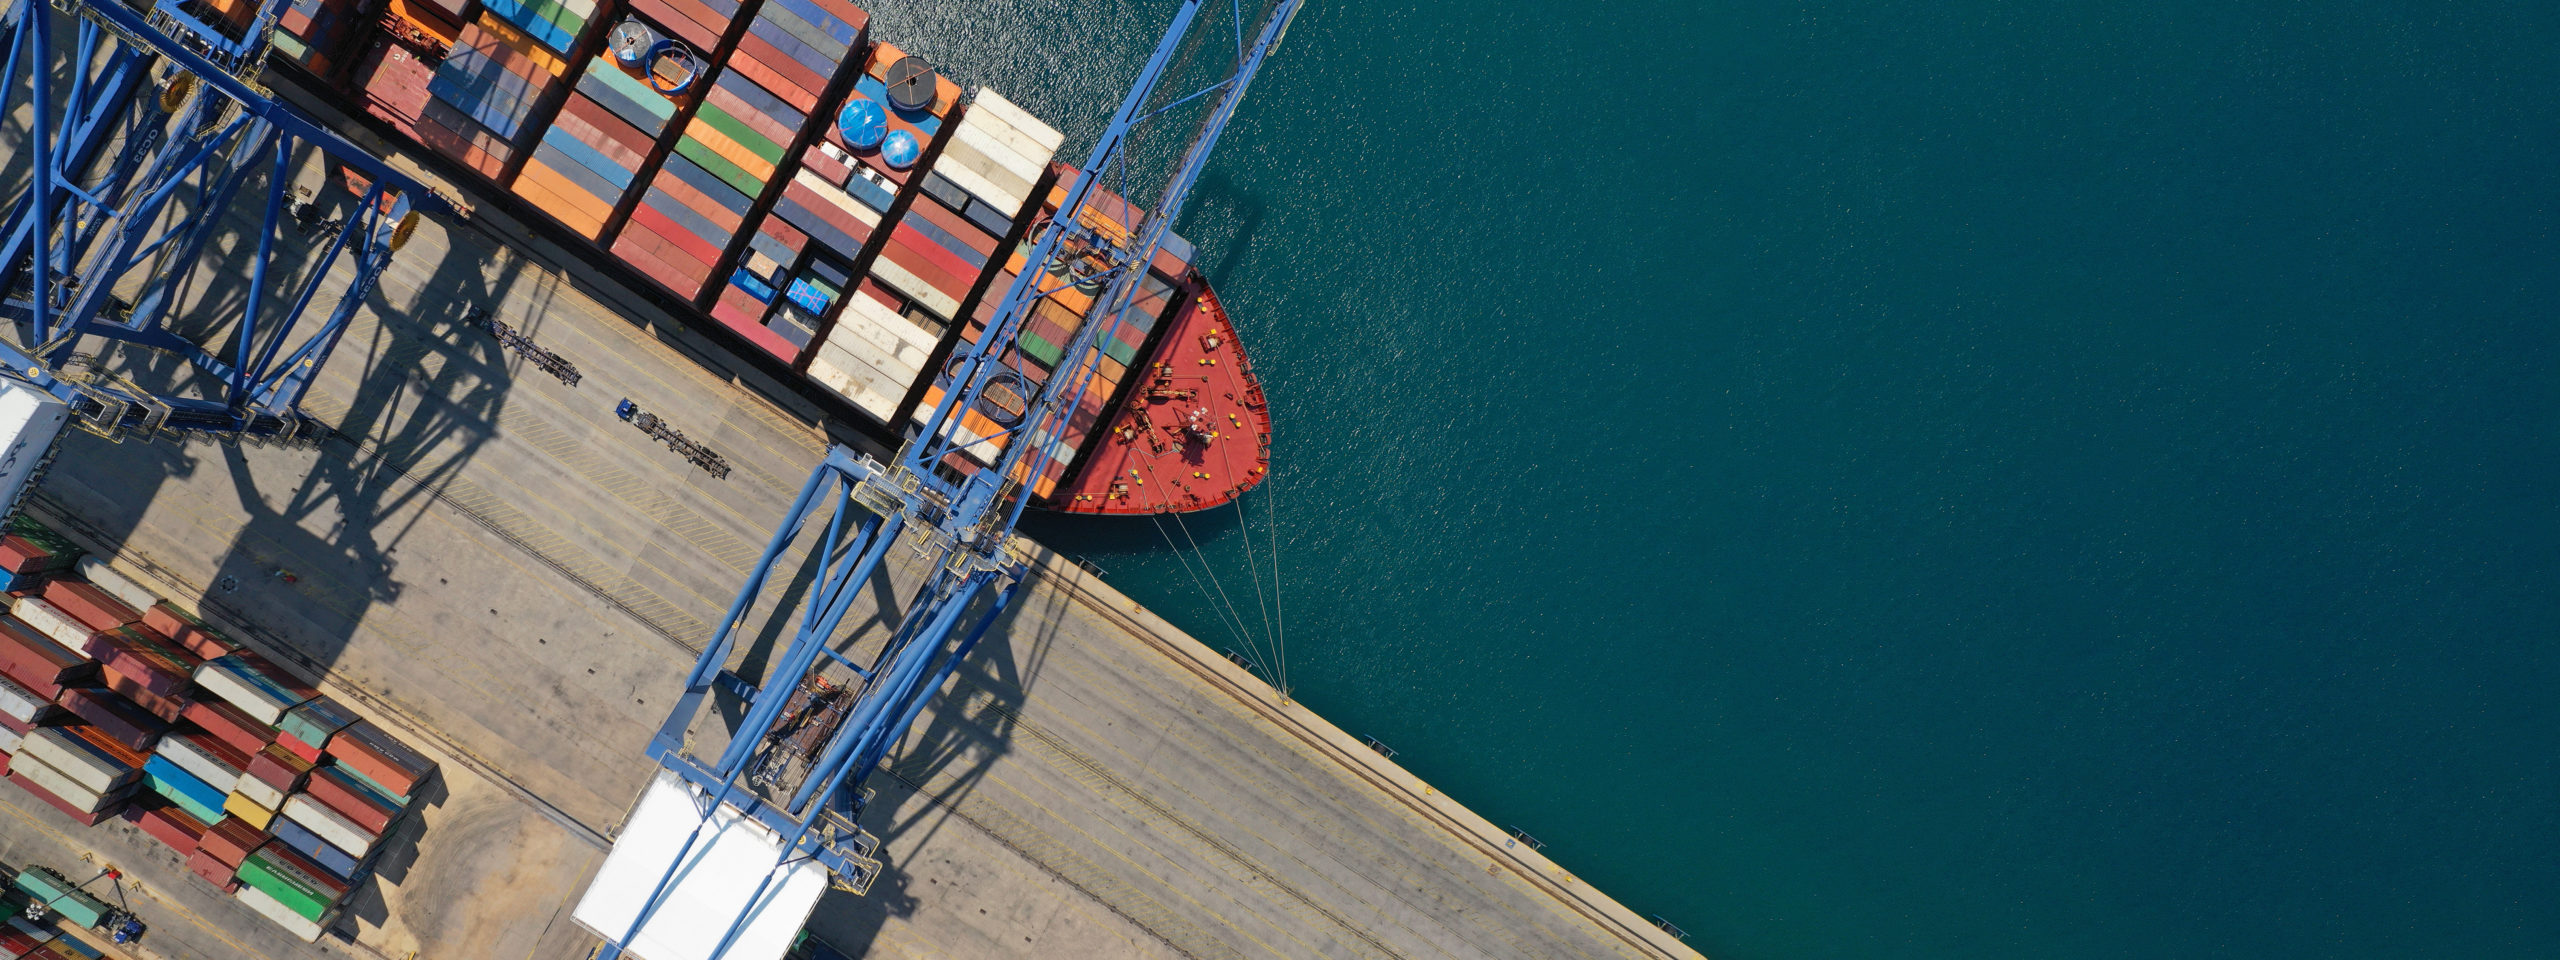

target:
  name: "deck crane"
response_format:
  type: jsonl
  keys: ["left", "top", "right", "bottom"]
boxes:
{"left": 0, "top": 0, "right": 448, "bottom": 468}
{"left": 573, "top": 2, "right": 1304, "bottom": 958}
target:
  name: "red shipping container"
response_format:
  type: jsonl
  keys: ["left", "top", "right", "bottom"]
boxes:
{"left": 622, "top": 0, "right": 718, "bottom": 50}
{"left": 305, "top": 767, "right": 401, "bottom": 834}
{"left": 181, "top": 699, "right": 275, "bottom": 756}
{"left": 628, "top": 204, "right": 725, "bottom": 267}
{"left": 95, "top": 621, "right": 201, "bottom": 671}
{"left": 132, "top": 800, "right": 208, "bottom": 852}
{"left": 731, "top": 33, "right": 826, "bottom": 106}
{"left": 97, "top": 667, "right": 187, "bottom": 723}
{"left": 8, "top": 771, "right": 118, "bottom": 825}
{"left": 0, "top": 749, "right": 11, "bottom": 776}
{"left": 38, "top": 581, "right": 140, "bottom": 631}
{"left": 143, "top": 603, "right": 233, "bottom": 660}
{"left": 325, "top": 721, "right": 436, "bottom": 797}
{"left": 0, "top": 922, "right": 38, "bottom": 955}
{"left": 186, "top": 846, "right": 243, "bottom": 891}
{"left": 0, "top": 711, "right": 31, "bottom": 735}
{"left": 797, "top": 144, "right": 851, "bottom": 185}
{"left": 559, "top": 93, "right": 658, "bottom": 159}
{"left": 0, "top": 617, "right": 90, "bottom": 697}
{"left": 90, "top": 633, "right": 192, "bottom": 697}
{"left": 56, "top": 688, "right": 164, "bottom": 751}
{"left": 245, "top": 743, "right": 313, "bottom": 793}
{"left": 0, "top": 535, "right": 75, "bottom": 575}
{"left": 199, "top": 816, "right": 269, "bottom": 867}
{"left": 275, "top": 730, "right": 324, "bottom": 764}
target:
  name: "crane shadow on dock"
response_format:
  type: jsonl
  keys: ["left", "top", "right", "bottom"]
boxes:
{"left": 794, "top": 563, "right": 1084, "bottom": 956}
{"left": 16, "top": 137, "right": 533, "bottom": 948}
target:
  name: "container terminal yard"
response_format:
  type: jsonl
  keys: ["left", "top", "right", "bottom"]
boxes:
{"left": 0, "top": 0, "right": 1703, "bottom": 957}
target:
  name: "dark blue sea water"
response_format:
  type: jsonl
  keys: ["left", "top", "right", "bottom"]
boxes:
{"left": 881, "top": 1, "right": 2560, "bottom": 957}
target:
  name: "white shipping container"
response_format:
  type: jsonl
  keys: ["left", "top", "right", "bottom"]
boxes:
{"left": 0, "top": 672, "right": 47, "bottom": 722}
{"left": 950, "top": 118, "right": 1044, "bottom": 184}
{"left": 956, "top": 99, "right": 1059, "bottom": 170}
{"left": 233, "top": 884, "right": 327, "bottom": 943}
{"left": 194, "top": 661, "right": 295, "bottom": 724}
{"left": 19, "top": 727, "right": 137, "bottom": 794}
{"left": 72, "top": 557, "right": 158, "bottom": 615}
{"left": 927, "top": 146, "right": 1030, "bottom": 214}
{"left": 0, "top": 727, "right": 22, "bottom": 753}
{"left": 282, "top": 794, "right": 377, "bottom": 856}
{"left": 0, "top": 381, "right": 67, "bottom": 519}
{"left": 969, "top": 88, "right": 1066, "bottom": 153}
{"left": 155, "top": 737, "right": 242, "bottom": 793}
{"left": 11, "top": 598, "right": 89, "bottom": 652}
{"left": 235, "top": 775, "right": 288, "bottom": 811}
{"left": 10, "top": 751, "right": 122, "bottom": 813}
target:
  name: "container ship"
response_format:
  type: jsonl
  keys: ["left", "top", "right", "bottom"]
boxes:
{"left": 262, "top": 0, "right": 1270, "bottom": 514}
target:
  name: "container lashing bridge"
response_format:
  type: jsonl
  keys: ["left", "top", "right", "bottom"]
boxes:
{"left": 0, "top": 0, "right": 448, "bottom": 445}
{"left": 578, "top": 2, "right": 1304, "bottom": 958}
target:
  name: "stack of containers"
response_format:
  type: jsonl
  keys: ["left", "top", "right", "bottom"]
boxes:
{"left": 757, "top": 136, "right": 894, "bottom": 342}
{"left": 12, "top": 727, "right": 146, "bottom": 826}
{"left": 704, "top": 0, "right": 868, "bottom": 356}
{"left": 273, "top": 0, "right": 363, "bottom": 73}
{"left": 0, "top": 522, "right": 436, "bottom": 944}
{"left": 690, "top": 68, "right": 812, "bottom": 357}
{"left": 637, "top": 64, "right": 802, "bottom": 317}
{"left": 481, "top": 0, "right": 594, "bottom": 54}
{"left": 781, "top": 51, "right": 961, "bottom": 421}
{"left": 593, "top": 18, "right": 728, "bottom": 300}
{"left": 420, "top": 16, "right": 571, "bottom": 178}
{"left": 623, "top": 0, "right": 734, "bottom": 53}
{"left": 543, "top": 21, "right": 688, "bottom": 244}
{"left": 907, "top": 168, "right": 1187, "bottom": 497}
{"left": 516, "top": 61, "right": 655, "bottom": 238}
{"left": 864, "top": 88, "right": 1061, "bottom": 451}
{"left": 0, "top": 907, "right": 74, "bottom": 955}
{"left": 0, "top": 517, "right": 81, "bottom": 593}
{"left": 839, "top": 45, "right": 959, "bottom": 315}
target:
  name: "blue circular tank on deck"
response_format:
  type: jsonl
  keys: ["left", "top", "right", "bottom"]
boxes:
{"left": 837, "top": 97, "right": 887, "bottom": 150}
{"left": 881, "top": 129, "right": 920, "bottom": 168}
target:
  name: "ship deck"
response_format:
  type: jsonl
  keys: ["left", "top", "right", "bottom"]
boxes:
{"left": 1047, "top": 279, "right": 1272, "bottom": 514}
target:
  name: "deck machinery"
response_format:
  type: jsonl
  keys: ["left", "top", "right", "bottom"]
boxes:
{"left": 573, "top": 2, "right": 1303, "bottom": 958}
{"left": 0, "top": 0, "right": 447, "bottom": 456}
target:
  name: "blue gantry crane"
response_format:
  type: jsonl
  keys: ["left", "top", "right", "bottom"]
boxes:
{"left": 581, "top": 2, "right": 1303, "bottom": 957}
{"left": 0, "top": 0, "right": 448, "bottom": 443}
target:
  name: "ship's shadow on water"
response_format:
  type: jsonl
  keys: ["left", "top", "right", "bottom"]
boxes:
{"left": 1017, "top": 501, "right": 1252, "bottom": 562}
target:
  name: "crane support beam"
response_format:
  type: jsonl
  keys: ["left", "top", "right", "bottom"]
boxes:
{"left": 0, "top": 0, "right": 446, "bottom": 442}
{"left": 584, "top": 3, "right": 1300, "bottom": 957}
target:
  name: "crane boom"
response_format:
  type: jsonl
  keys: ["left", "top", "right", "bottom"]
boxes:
{"left": 578, "top": 3, "right": 1302, "bottom": 958}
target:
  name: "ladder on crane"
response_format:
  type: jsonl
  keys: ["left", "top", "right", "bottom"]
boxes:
{"left": 574, "top": 2, "right": 1302, "bottom": 958}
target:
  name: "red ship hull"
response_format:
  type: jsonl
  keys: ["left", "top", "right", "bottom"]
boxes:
{"left": 1042, "top": 278, "right": 1269, "bottom": 515}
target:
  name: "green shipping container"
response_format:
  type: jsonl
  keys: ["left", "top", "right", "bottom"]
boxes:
{"left": 14, "top": 867, "right": 108, "bottom": 928}
{"left": 237, "top": 855, "right": 331, "bottom": 921}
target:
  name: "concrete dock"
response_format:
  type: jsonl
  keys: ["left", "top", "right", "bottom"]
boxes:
{"left": 0, "top": 54, "right": 1700, "bottom": 960}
